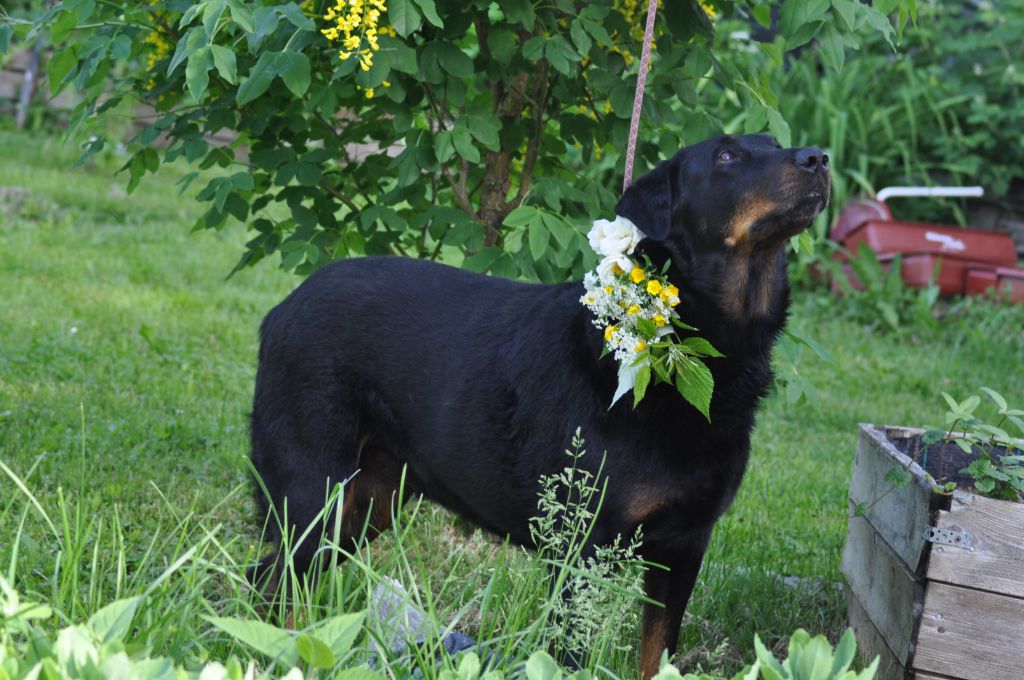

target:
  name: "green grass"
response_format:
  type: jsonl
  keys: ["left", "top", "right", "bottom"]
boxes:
{"left": 1, "top": 129, "right": 1022, "bottom": 677}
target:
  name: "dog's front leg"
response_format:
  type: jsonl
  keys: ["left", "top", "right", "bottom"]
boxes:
{"left": 638, "top": 532, "right": 711, "bottom": 679}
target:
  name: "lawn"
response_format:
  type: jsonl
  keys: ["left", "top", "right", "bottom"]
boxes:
{"left": 1, "top": 129, "right": 1021, "bottom": 677}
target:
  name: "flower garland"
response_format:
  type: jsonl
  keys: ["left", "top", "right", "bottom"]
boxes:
{"left": 581, "top": 216, "right": 721, "bottom": 418}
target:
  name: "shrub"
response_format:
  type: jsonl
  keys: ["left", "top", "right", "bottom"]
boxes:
{"left": 0, "top": 1, "right": 911, "bottom": 280}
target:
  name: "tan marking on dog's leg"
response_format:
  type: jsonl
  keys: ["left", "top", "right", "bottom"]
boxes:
{"left": 639, "top": 602, "right": 668, "bottom": 679}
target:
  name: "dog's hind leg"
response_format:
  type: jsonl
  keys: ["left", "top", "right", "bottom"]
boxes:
{"left": 248, "top": 372, "right": 372, "bottom": 600}
{"left": 638, "top": 529, "right": 712, "bottom": 679}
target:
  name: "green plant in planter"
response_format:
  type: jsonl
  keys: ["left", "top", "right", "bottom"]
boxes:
{"left": 679, "top": 628, "right": 878, "bottom": 680}
{"left": 923, "top": 388, "right": 1024, "bottom": 502}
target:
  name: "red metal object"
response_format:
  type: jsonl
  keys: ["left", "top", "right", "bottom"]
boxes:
{"left": 965, "top": 266, "right": 1024, "bottom": 303}
{"left": 841, "top": 221, "right": 1016, "bottom": 269}
{"left": 830, "top": 194, "right": 1019, "bottom": 298}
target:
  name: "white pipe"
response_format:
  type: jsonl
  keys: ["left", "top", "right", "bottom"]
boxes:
{"left": 876, "top": 186, "right": 984, "bottom": 202}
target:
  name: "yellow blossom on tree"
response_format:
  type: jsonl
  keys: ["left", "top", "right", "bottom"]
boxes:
{"left": 321, "top": 0, "right": 389, "bottom": 70}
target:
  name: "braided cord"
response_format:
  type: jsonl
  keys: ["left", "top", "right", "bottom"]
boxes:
{"left": 622, "top": 0, "right": 659, "bottom": 192}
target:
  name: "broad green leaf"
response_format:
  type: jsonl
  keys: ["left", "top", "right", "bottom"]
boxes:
{"left": 237, "top": 52, "right": 277, "bottom": 105}
{"left": 633, "top": 364, "right": 652, "bottom": 408}
{"left": 0, "top": 24, "right": 12, "bottom": 56}
{"left": 674, "top": 358, "right": 714, "bottom": 421}
{"left": 434, "top": 130, "right": 455, "bottom": 163}
{"left": 275, "top": 51, "right": 310, "bottom": 97}
{"left": 980, "top": 387, "right": 1008, "bottom": 412}
{"left": 452, "top": 126, "right": 480, "bottom": 163}
{"left": 312, "top": 611, "right": 366, "bottom": 658}
{"left": 679, "top": 337, "right": 723, "bottom": 358}
{"left": 87, "top": 596, "right": 142, "bottom": 644}
{"left": 569, "top": 19, "right": 592, "bottom": 56}
{"left": 610, "top": 82, "right": 635, "bottom": 119}
{"left": 753, "top": 634, "right": 786, "bottom": 680}
{"left": 389, "top": 0, "right": 422, "bottom": 38}
{"left": 765, "top": 107, "right": 791, "bottom": 148}
{"left": 47, "top": 48, "right": 78, "bottom": 94}
{"left": 226, "top": 0, "right": 255, "bottom": 32}
{"left": 542, "top": 213, "right": 574, "bottom": 250}
{"left": 885, "top": 465, "right": 912, "bottom": 489}
{"left": 279, "top": 3, "right": 316, "bottom": 31}
{"left": 185, "top": 46, "right": 213, "bottom": 101}
{"left": 504, "top": 206, "right": 539, "bottom": 228}
{"left": 414, "top": 0, "right": 444, "bottom": 27}
{"left": 524, "top": 651, "right": 561, "bottom": 680}
{"left": 211, "top": 45, "right": 237, "bottom": 83}
{"left": 528, "top": 218, "right": 548, "bottom": 260}
{"left": 296, "top": 634, "right": 335, "bottom": 670}
{"left": 205, "top": 616, "right": 297, "bottom": 666}
{"left": 437, "top": 44, "right": 473, "bottom": 78}
{"left": 488, "top": 27, "right": 517, "bottom": 66}
{"left": 522, "top": 36, "right": 546, "bottom": 61}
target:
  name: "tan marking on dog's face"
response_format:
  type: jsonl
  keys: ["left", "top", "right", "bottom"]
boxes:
{"left": 724, "top": 196, "right": 780, "bottom": 248}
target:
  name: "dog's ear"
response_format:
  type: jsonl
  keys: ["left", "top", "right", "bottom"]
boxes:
{"left": 615, "top": 159, "right": 675, "bottom": 241}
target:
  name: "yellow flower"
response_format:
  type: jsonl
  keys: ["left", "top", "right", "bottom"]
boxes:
{"left": 364, "top": 87, "right": 375, "bottom": 98}
{"left": 627, "top": 305, "right": 641, "bottom": 315}
{"left": 629, "top": 267, "right": 645, "bottom": 284}
{"left": 604, "top": 285, "right": 613, "bottom": 294}
{"left": 612, "top": 262, "right": 627, "bottom": 276}
{"left": 666, "top": 284, "right": 679, "bottom": 298}
{"left": 669, "top": 297, "right": 680, "bottom": 308}
{"left": 647, "top": 280, "right": 662, "bottom": 296}
{"left": 653, "top": 314, "right": 667, "bottom": 327}
{"left": 635, "top": 339, "right": 647, "bottom": 352}
{"left": 604, "top": 325, "right": 617, "bottom": 341}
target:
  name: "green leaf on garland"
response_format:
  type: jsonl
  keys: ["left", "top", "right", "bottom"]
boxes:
{"left": 674, "top": 358, "right": 714, "bottom": 421}
{"left": 633, "top": 364, "right": 651, "bottom": 408}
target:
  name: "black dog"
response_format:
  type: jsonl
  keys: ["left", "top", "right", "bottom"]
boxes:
{"left": 249, "top": 134, "right": 829, "bottom": 678}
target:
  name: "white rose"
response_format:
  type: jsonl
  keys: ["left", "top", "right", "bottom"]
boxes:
{"left": 596, "top": 253, "right": 634, "bottom": 281}
{"left": 587, "top": 215, "right": 643, "bottom": 257}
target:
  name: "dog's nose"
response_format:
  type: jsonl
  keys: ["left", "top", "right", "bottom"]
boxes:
{"left": 794, "top": 147, "right": 829, "bottom": 172}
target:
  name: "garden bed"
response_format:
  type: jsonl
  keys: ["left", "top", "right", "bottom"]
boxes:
{"left": 841, "top": 424, "right": 1024, "bottom": 680}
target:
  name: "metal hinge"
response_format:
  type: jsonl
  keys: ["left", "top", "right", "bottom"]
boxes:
{"left": 923, "top": 526, "right": 974, "bottom": 552}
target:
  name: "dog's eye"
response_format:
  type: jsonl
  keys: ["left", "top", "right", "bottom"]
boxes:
{"left": 717, "top": 150, "right": 737, "bottom": 163}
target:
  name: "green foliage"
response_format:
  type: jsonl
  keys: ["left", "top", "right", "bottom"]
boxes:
{"left": 0, "top": 0, "right": 911, "bottom": 280}
{"left": 529, "top": 429, "right": 646, "bottom": 660}
{"left": 923, "top": 388, "right": 1024, "bottom": 502}
{"left": 678, "top": 629, "right": 877, "bottom": 680}
{"left": 0, "top": 574, "right": 294, "bottom": 680}
{"left": 822, "top": 245, "right": 939, "bottom": 334}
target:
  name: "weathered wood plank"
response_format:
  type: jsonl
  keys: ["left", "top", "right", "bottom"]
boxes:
{"left": 913, "top": 582, "right": 1024, "bottom": 680}
{"left": 912, "top": 674, "right": 954, "bottom": 680}
{"left": 847, "top": 592, "right": 908, "bottom": 680}
{"left": 927, "top": 492, "right": 1024, "bottom": 598}
{"left": 842, "top": 505, "right": 923, "bottom": 665}
{"left": 849, "top": 425, "right": 935, "bottom": 573}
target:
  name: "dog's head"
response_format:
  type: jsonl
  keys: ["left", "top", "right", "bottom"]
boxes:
{"left": 616, "top": 134, "right": 830, "bottom": 322}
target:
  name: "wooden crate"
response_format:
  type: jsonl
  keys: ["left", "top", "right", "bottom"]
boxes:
{"left": 841, "top": 424, "right": 1024, "bottom": 680}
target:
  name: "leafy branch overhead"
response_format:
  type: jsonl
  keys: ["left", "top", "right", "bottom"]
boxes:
{"left": 2, "top": 0, "right": 914, "bottom": 280}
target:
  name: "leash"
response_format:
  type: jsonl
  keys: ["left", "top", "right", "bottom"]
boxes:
{"left": 622, "top": 0, "right": 659, "bottom": 192}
